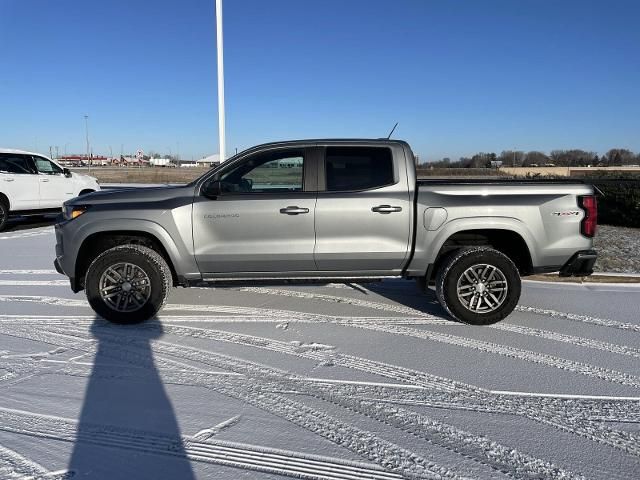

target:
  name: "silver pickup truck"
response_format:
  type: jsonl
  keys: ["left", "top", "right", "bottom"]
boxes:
{"left": 54, "top": 139, "right": 597, "bottom": 325}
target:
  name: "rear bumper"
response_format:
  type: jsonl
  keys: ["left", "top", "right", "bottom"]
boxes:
{"left": 559, "top": 250, "right": 597, "bottom": 277}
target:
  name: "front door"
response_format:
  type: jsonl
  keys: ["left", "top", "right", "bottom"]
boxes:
{"left": 31, "top": 156, "right": 74, "bottom": 208}
{"left": 193, "top": 147, "right": 317, "bottom": 275}
{"left": 314, "top": 146, "right": 412, "bottom": 272}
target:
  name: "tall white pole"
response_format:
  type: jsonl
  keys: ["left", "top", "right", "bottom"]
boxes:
{"left": 216, "top": 0, "right": 226, "bottom": 161}
{"left": 84, "top": 115, "right": 91, "bottom": 174}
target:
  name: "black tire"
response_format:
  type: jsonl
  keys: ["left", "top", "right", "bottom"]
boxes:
{"left": 0, "top": 199, "right": 8, "bottom": 232}
{"left": 435, "top": 247, "right": 521, "bottom": 325}
{"left": 85, "top": 245, "right": 172, "bottom": 324}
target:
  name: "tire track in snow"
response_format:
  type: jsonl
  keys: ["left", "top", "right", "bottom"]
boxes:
{"left": 237, "top": 287, "right": 640, "bottom": 388}
{"left": 4, "top": 316, "right": 640, "bottom": 421}
{"left": 0, "top": 295, "right": 452, "bottom": 325}
{"left": 8, "top": 317, "right": 640, "bottom": 421}
{"left": 3, "top": 318, "right": 636, "bottom": 472}
{"left": 44, "top": 323, "right": 591, "bottom": 479}
{"left": 0, "top": 443, "right": 68, "bottom": 480}
{"left": 359, "top": 322, "right": 640, "bottom": 389}
{"left": 237, "top": 286, "right": 431, "bottom": 317}
{"left": 5, "top": 296, "right": 640, "bottom": 464}
{"left": 515, "top": 306, "right": 640, "bottom": 333}
{"left": 1, "top": 325, "right": 459, "bottom": 480}
{"left": 0, "top": 408, "right": 403, "bottom": 480}
{"left": 491, "top": 323, "right": 640, "bottom": 359}
{"left": 100, "top": 322, "right": 640, "bottom": 458}
{"left": 6, "top": 317, "right": 640, "bottom": 416}
{"left": 4, "top": 293, "right": 640, "bottom": 390}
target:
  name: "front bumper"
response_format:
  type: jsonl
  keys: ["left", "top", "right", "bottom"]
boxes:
{"left": 54, "top": 218, "right": 81, "bottom": 292}
{"left": 559, "top": 250, "right": 597, "bottom": 277}
{"left": 53, "top": 257, "right": 64, "bottom": 275}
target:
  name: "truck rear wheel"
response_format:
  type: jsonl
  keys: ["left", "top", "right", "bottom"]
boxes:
{"left": 435, "top": 247, "right": 521, "bottom": 325}
{"left": 85, "top": 245, "right": 171, "bottom": 324}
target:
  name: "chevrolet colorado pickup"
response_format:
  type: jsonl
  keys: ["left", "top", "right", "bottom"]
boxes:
{"left": 54, "top": 139, "right": 597, "bottom": 325}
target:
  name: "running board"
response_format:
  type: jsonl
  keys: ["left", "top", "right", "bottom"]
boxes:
{"left": 196, "top": 275, "right": 401, "bottom": 287}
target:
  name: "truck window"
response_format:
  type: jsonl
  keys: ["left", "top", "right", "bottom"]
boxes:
{"left": 0, "top": 154, "right": 36, "bottom": 174}
{"left": 220, "top": 150, "right": 305, "bottom": 193}
{"left": 325, "top": 147, "right": 394, "bottom": 191}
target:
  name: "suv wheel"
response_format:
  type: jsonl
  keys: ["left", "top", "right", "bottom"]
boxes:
{"left": 85, "top": 245, "right": 172, "bottom": 324}
{"left": 435, "top": 247, "right": 521, "bottom": 325}
{"left": 0, "top": 200, "right": 8, "bottom": 232}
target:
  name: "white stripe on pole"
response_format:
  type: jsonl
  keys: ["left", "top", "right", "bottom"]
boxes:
{"left": 216, "top": 0, "right": 226, "bottom": 161}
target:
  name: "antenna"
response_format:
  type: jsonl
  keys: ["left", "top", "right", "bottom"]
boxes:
{"left": 386, "top": 122, "right": 398, "bottom": 139}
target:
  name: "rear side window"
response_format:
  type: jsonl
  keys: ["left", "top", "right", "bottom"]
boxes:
{"left": 0, "top": 154, "right": 35, "bottom": 174}
{"left": 325, "top": 147, "right": 395, "bottom": 191}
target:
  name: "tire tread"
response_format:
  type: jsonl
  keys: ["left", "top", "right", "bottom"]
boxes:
{"left": 435, "top": 247, "right": 520, "bottom": 325}
{"left": 85, "top": 244, "right": 171, "bottom": 323}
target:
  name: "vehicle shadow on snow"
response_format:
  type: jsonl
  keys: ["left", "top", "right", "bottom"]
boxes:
{"left": 2, "top": 215, "right": 57, "bottom": 232}
{"left": 67, "top": 317, "right": 196, "bottom": 479}
{"left": 361, "top": 278, "right": 460, "bottom": 322}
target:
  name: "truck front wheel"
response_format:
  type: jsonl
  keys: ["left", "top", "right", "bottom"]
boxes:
{"left": 435, "top": 247, "right": 521, "bottom": 325}
{"left": 85, "top": 245, "right": 172, "bottom": 324}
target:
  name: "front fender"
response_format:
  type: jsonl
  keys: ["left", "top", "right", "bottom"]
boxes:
{"left": 68, "top": 217, "right": 201, "bottom": 282}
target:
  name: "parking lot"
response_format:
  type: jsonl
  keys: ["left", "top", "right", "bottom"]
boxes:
{"left": 1, "top": 218, "right": 639, "bottom": 479}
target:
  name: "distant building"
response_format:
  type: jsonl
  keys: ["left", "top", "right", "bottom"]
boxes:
{"left": 196, "top": 154, "right": 220, "bottom": 167}
{"left": 490, "top": 160, "right": 503, "bottom": 168}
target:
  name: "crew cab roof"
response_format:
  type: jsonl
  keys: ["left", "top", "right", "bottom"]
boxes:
{"left": 231, "top": 138, "right": 412, "bottom": 159}
{"left": 248, "top": 138, "right": 410, "bottom": 148}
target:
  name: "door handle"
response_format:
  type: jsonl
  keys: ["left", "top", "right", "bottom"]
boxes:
{"left": 40, "top": 178, "right": 50, "bottom": 183}
{"left": 372, "top": 205, "right": 402, "bottom": 214}
{"left": 4, "top": 178, "right": 14, "bottom": 182}
{"left": 280, "top": 206, "right": 309, "bottom": 215}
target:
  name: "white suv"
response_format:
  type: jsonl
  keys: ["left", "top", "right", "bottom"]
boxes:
{"left": 0, "top": 149, "right": 100, "bottom": 231}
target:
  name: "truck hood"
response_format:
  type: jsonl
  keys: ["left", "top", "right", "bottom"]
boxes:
{"left": 65, "top": 184, "right": 195, "bottom": 206}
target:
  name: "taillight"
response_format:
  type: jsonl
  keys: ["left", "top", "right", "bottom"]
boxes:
{"left": 578, "top": 195, "right": 597, "bottom": 238}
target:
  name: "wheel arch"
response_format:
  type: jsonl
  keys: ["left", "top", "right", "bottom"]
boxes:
{"left": 0, "top": 192, "right": 10, "bottom": 210}
{"left": 427, "top": 220, "right": 536, "bottom": 282}
{"left": 75, "top": 229, "right": 179, "bottom": 289}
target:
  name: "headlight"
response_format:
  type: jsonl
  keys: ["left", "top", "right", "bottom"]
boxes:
{"left": 62, "top": 205, "right": 89, "bottom": 221}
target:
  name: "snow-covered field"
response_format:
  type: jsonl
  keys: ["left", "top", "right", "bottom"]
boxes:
{"left": 593, "top": 225, "right": 640, "bottom": 274}
{"left": 1, "top": 222, "right": 639, "bottom": 479}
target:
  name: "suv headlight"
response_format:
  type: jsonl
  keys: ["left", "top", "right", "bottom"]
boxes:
{"left": 62, "top": 205, "right": 89, "bottom": 221}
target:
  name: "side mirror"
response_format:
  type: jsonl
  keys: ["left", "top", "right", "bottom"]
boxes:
{"left": 63, "top": 168, "right": 72, "bottom": 178}
{"left": 202, "top": 180, "right": 222, "bottom": 199}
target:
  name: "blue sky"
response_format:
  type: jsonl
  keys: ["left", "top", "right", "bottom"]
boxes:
{"left": 1, "top": 0, "right": 639, "bottom": 161}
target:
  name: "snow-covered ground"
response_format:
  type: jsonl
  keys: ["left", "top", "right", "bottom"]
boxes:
{"left": 594, "top": 225, "right": 640, "bottom": 274}
{"left": 0, "top": 221, "right": 639, "bottom": 479}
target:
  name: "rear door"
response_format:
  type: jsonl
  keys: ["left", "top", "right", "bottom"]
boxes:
{"left": 314, "top": 146, "right": 412, "bottom": 272}
{"left": 193, "top": 147, "right": 318, "bottom": 275}
{"left": 32, "top": 156, "right": 75, "bottom": 208}
{"left": 0, "top": 154, "right": 40, "bottom": 210}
